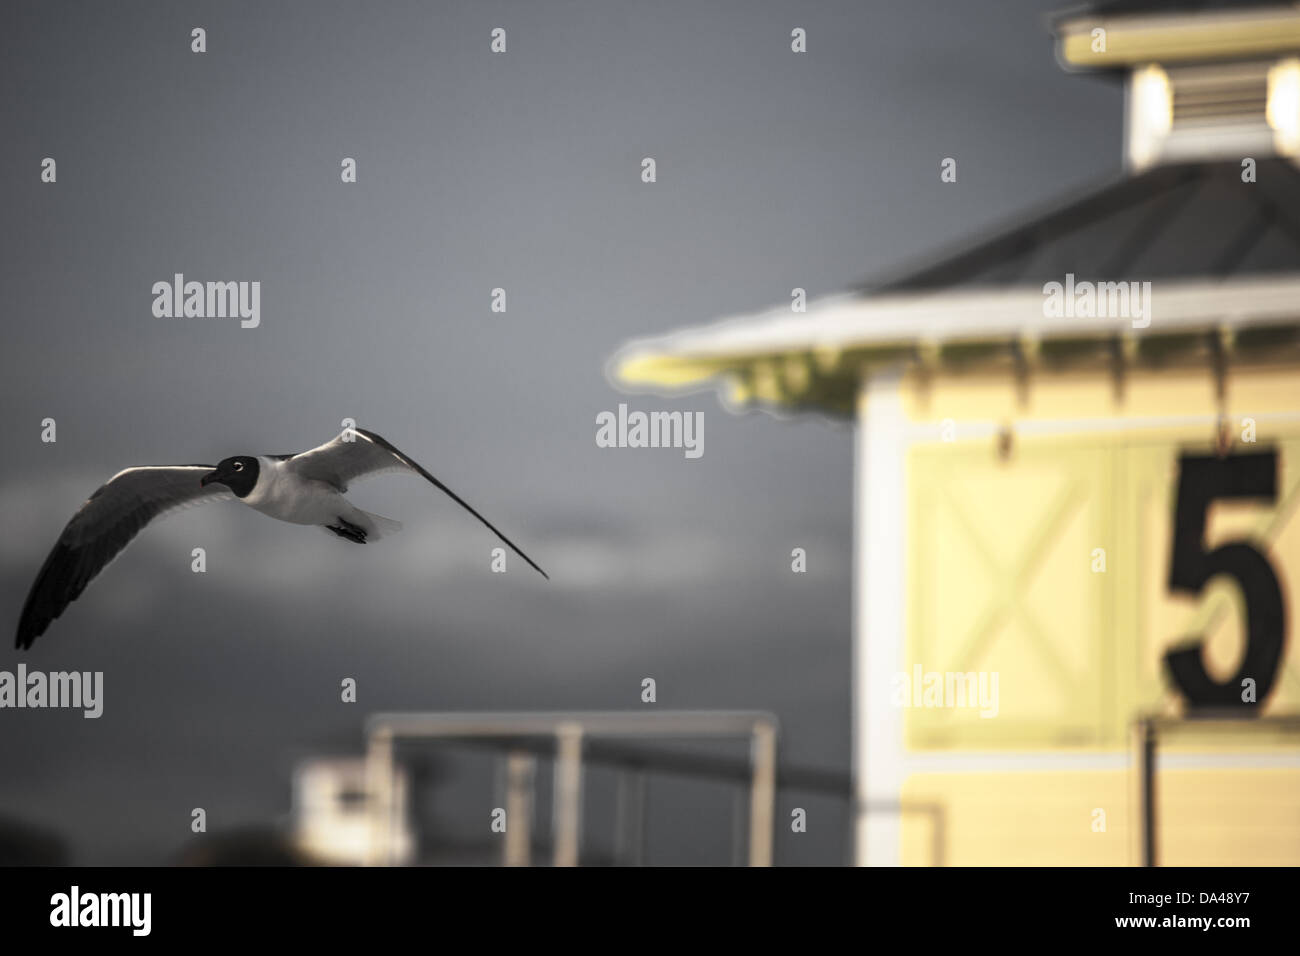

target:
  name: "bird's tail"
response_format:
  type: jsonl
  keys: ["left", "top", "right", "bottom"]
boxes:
{"left": 359, "top": 510, "right": 403, "bottom": 541}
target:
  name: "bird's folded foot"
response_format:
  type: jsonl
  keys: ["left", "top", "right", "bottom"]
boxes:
{"left": 326, "top": 518, "right": 368, "bottom": 543}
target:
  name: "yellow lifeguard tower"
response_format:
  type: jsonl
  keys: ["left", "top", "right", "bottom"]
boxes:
{"left": 612, "top": 0, "right": 1300, "bottom": 865}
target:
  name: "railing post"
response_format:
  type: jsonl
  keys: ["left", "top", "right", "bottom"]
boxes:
{"left": 503, "top": 751, "right": 536, "bottom": 867}
{"left": 365, "top": 726, "right": 394, "bottom": 866}
{"left": 553, "top": 723, "right": 584, "bottom": 867}
{"left": 749, "top": 720, "right": 777, "bottom": 866}
{"left": 1139, "top": 718, "right": 1157, "bottom": 867}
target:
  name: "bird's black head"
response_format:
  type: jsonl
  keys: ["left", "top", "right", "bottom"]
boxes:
{"left": 201, "top": 456, "right": 259, "bottom": 498}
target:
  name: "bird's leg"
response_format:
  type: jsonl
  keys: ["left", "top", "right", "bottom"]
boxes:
{"left": 325, "top": 518, "right": 368, "bottom": 543}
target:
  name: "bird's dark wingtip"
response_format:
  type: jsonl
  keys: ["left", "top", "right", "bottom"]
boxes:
{"left": 360, "top": 428, "right": 552, "bottom": 584}
{"left": 520, "top": 554, "right": 550, "bottom": 581}
{"left": 15, "top": 614, "right": 45, "bottom": 650}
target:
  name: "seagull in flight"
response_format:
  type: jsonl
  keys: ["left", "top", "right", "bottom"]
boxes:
{"left": 16, "top": 427, "right": 547, "bottom": 649}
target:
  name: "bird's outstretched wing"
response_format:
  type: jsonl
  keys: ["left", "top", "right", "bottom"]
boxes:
{"left": 286, "top": 428, "right": 549, "bottom": 580}
{"left": 16, "top": 466, "right": 232, "bottom": 649}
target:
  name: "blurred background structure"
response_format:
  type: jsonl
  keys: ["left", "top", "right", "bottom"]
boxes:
{"left": 617, "top": 0, "right": 1300, "bottom": 865}
{"left": 355, "top": 711, "right": 777, "bottom": 866}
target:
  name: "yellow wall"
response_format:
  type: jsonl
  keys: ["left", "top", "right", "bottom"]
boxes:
{"left": 898, "top": 363, "right": 1300, "bottom": 864}
{"left": 901, "top": 768, "right": 1300, "bottom": 866}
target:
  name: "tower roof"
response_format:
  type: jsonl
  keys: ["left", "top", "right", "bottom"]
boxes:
{"left": 611, "top": 158, "right": 1300, "bottom": 415}
{"left": 868, "top": 158, "right": 1300, "bottom": 292}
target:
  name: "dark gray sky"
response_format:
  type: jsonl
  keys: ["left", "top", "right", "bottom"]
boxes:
{"left": 0, "top": 0, "right": 1120, "bottom": 864}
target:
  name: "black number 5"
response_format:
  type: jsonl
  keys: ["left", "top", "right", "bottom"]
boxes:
{"left": 1164, "top": 451, "right": 1286, "bottom": 711}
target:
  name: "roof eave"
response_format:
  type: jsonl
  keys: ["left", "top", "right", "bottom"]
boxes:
{"left": 1055, "top": 6, "right": 1300, "bottom": 70}
{"left": 610, "top": 276, "right": 1300, "bottom": 415}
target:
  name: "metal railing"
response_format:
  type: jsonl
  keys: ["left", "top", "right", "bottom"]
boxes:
{"left": 364, "top": 710, "right": 779, "bottom": 866}
{"left": 1135, "top": 713, "right": 1300, "bottom": 866}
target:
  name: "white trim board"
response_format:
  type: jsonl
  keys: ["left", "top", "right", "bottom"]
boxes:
{"left": 616, "top": 276, "right": 1300, "bottom": 367}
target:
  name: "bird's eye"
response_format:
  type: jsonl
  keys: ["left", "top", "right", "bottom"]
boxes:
{"left": 233, "top": 462, "right": 244, "bottom": 472}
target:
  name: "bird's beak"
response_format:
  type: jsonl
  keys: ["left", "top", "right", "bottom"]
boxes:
{"left": 200, "top": 471, "right": 220, "bottom": 488}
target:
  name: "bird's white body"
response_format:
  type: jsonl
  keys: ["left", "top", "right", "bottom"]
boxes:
{"left": 243, "top": 456, "right": 344, "bottom": 524}
{"left": 242, "top": 456, "right": 399, "bottom": 538}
